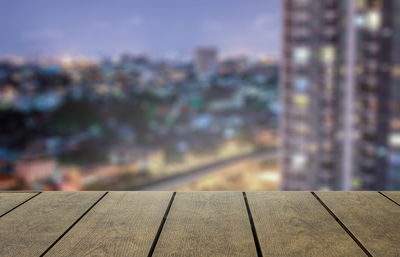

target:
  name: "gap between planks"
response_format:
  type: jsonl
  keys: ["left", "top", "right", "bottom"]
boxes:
{"left": 147, "top": 192, "right": 176, "bottom": 257}
{"left": 378, "top": 191, "right": 400, "bottom": 207}
{"left": 242, "top": 192, "right": 263, "bottom": 257}
{"left": 148, "top": 192, "right": 262, "bottom": 257}
{"left": 310, "top": 192, "right": 372, "bottom": 257}
{"left": 40, "top": 192, "right": 109, "bottom": 257}
{"left": 0, "top": 192, "right": 42, "bottom": 218}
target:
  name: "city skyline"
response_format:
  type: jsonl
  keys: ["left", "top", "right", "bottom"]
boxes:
{"left": 0, "top": 0, "right": 281, "bottom": 60}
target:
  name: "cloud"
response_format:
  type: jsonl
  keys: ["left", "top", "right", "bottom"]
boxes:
{"left": 252, "top": 13, "right": 278, "bottom": 29}
{"left": 21, "top": 29, "right": 64, "bottom": 40}
{"left": 127, "top": 16, "right": 144, "bottom": 27}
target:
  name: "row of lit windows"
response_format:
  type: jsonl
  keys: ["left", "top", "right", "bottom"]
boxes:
{"left": 292, "top": 46, "right": 336, "bottom": 65}
{"left": 289, "top": 143, "right": 335, "bottom": 171}
{"left": 355, "top": 11, "right": 381, "bottom": 31}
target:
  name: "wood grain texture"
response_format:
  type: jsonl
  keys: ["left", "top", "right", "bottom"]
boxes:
{"left": 246, "top": 192, "right": 365, "bottom": 257}
{"left": 316, "top": 191, "right": 400, "bottom": 257}
{"left": 0, "top": 193, "right": 37, "bottom": 217}
{"left": 45, "top": 191, "right": 172, "bottom": 257}
{"left": 152, "top": 191, "right": 257, "bottom": 257}
{"left": 0, "top": 191, "right": 104, "bottom": 257}
{"left": 380, "top": 191, "right": 400, "bottom": 204}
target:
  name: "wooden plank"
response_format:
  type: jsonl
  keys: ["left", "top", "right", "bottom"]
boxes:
{"left": 0, "top": 192, "right": 37, "bottom": 217}
{"left": 316, "top": 191, "right": 400, "bottom": 257}
{"left": 380, "top": 191, "right": 400, "bottom": 205}
{"left": 246, "top": 192, "right": 365, "bottom": 257}
{"left": 0, "top": 191, "right": 104, "bottom": 257}
{"left": 152, "top": 191, "right": 257, "bottom": 257}
{"left": 45, "top": 192, "right": 172, "bottom": 257}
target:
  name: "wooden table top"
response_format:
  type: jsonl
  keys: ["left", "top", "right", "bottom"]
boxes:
{"left": 0, "top": 191, "right": 399, "bottom": 257}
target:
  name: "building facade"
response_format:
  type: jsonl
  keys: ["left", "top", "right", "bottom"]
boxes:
{"left": 281, "top": 0, "right": 400, "bottom": 190}
{"left": 194, "top": 47, "right": 218, "bottom": 78}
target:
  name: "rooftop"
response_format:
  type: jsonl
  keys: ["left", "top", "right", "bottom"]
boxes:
{"left": 0, "top": 191, "right": 399, "bottom": 256}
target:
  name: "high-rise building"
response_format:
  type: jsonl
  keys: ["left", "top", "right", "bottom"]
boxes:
{"left": 281, "top": 0, "right": 400, "bottom": 190}
{"left": 194, "top": 47, "right": 217, "bottom": 78}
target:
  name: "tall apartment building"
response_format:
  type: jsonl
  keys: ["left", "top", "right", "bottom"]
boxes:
{"left": 281, "top": 0, "right": 400, "bottom": 190}
{"left": 194, "top": 47, "right": 218, "bottom": 78}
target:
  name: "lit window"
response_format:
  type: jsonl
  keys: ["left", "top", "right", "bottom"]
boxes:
{"left": 352, "top": 177, "right": 362, "bottom": 189}
{"left": 308, "top": 143, "right": 318, "bottom": 153}
{"left": 389, "top": 133, "right": 400, "bottom": 147}
{"left": 355, "top": 14, "right": 365, "bottom": 27}
{"left": 321, "top": 46, "right": 335, "bottom": 63}
{"left": 392, "top": 66, "right": 400, "bottom": 78}
{"left": 292, "top": 47, "right": 310, "bottom": 64}
{"left": 291, "top": 154, "right": 307, "bottom": 169}
{"left": 293, "top": 94, "right": 309, "bottom": 107}
{"left": 365, "top": 11, "right": 381, "bottom": 31}
{"left": 294, "top": 78, "right": 309, "bottom": 91}
{"left": 357, "top": 0, "right": 366, "bottom": 9}
{"left": 295, "top": 124, "right": 309, "bottom": 135}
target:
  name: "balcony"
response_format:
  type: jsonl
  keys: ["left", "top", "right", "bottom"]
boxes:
{"left": 0, "top": 191, "right": 399, "bottom": 256}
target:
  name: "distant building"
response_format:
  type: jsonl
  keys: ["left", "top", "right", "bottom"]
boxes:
{"left": 194, "top": 47, "right": 218, "bottom": 78}
{"left": 205, "top": 87, "right": 243, "bottom": 112}
{"left": 217, "top": 56, "right": 248, "bottom": 75}
{"left": 0, "top": 173, "right": 19, "bottom": 190}
{"left": 15, "top": 158, "right": 56, "bottom": 184}
{"left": 281, "top": 0, "right": 400, "bottom": 190}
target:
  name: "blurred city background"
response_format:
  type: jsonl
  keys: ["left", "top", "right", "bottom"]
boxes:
{"left": 0, "top": 0, "right": 399, "bottom": 191}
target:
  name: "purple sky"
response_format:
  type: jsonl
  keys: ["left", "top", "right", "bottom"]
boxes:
{"left": 0, "top": 0, "right": 281, "bottom": 59}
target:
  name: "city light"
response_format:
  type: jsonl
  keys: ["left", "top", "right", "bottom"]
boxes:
{"left": 1, "top": 0, "right": 399, "bottom": 191}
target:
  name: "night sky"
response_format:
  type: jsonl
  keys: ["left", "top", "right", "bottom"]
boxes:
{"left": 0, "top": 0, "right": 281, "bottom": 59}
